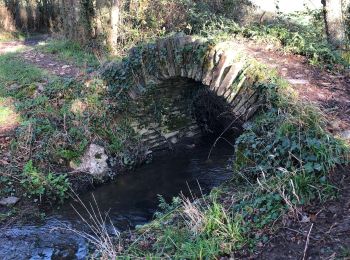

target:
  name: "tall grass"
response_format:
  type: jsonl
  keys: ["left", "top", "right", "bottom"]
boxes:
{"left": 55, "top": 193, "right": 120, "bottom": 259}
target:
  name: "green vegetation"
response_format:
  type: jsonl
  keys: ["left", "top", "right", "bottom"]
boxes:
{"left": 0, "top": 31, "right": 26, "bottom": 42}
{"left": 0, "top": 1, "right": 349, "bottom": 258}
{"left": 0, "top": 53, "right": 46, "bottom": 91}
{"left": 241, "top": 10, "right": 345, "bottom": 69}
{"left": 110, "top": 64, "right": 349, "bottom": 259}
{"left": 39, "top": 39, "right": 100, "bottom": 68}
{"left": 0, "top": 52, "right": 138, "bottom": 206}
{"left": 0, "top": 105, "right": 15, "bottom": 124}
{"left": 186, "top": 6, "right": 346, "bottom": 69}
{"left": 21, "top": 160, "right": 70, "bottom": 203}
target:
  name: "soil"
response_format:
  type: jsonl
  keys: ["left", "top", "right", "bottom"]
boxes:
{"left": 0, "top": 35, "right": 82, "bottom": 78}
{"left": 237, "top": 40, "right": 350, "bottom": 260}
{"left": 243, "top": 41, "right": 350, "bottom": 133}
{"left": 254, "top": 170, "right": 350, "bottom": 260}
{"left": 22, "top": 50, "right": 82, "bottom": 78}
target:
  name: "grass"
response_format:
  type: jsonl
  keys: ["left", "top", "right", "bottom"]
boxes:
{"left": 0, "top": 101, "right": 18, "bottom": 126}
{"left": 38, "top": 39, "right": 100, "bottom": 68}
{"left": 0, "top": 31, "right": 26, "bottom": 42}
{"left": 0, "top": 49, "right": 139, "bottom": 207}
{"left": 0, "top": 8, "right": 349, "bottom": 256}
{"left": 0, "top": 53, "right": 47, "bottom": 90}
{"left": 97, "top": 63, "right": 349, "bottom": 259}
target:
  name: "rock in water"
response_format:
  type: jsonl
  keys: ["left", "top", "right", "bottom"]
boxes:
{"left": 0, "top": 196, "right": 20, "bottom": 206}
{"left": 71, "top": 144, "right": 109, "bottom": 177}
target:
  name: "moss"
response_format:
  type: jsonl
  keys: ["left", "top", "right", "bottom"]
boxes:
{"left": 166, "top": 115, "right": 191, "bottom": 131}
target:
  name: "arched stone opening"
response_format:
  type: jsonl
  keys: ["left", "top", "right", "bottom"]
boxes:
{"left": 128, "top": 77, "right": 243, "bottom": 151}
{"left": 101, "top": 34, "right": 266, "bottom": 151}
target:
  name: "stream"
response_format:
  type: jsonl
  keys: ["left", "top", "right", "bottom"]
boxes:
{"left": 0, "top": 139, "right": 234, "bottom": 260}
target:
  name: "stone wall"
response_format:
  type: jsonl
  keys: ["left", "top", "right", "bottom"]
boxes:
{"left": 130, "top": 78, "right": 202, "bottom": 151}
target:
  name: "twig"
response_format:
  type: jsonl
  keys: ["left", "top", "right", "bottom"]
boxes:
{"left": 207, "top": 117, "right": 240, "bottom": 160}
{"left": 302, "top": 223, "right": 314, "bottom": 260}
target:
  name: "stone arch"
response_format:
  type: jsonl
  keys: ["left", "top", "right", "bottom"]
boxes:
{"left": 101, "top": 34, "right": 266, "bottom": 150}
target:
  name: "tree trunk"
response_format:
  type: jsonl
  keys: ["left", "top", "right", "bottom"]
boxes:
{"left": 109, "top": 0, "right": 121, "bottom": 53}
{"left": 322, "top": 0, "right": 345, "bottom": 48}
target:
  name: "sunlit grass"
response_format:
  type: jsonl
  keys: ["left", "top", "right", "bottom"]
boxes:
{"left": 0, "top": 31, "right": 26, "bottom": 42}
{"left": 0, "top": 53, "right": 46, "bottom": 91}
{"left": 0, "top": 97, "right": 20, "bottom": 128}
{"left": 39, "top": 39, "right": 99, "bottom": 68}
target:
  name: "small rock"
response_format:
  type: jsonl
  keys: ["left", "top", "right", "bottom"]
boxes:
{"left": 170, "top": 136, "right": 178, "bottom": 144}
{"left": 340, "top": 130, "right": 350, "bottom": 140}
{"left": 287, "top": 78, "right": 309, "bottom": 85}
{"left": 300, "top": 215, "right": 310, "bottom": 223}
{"left": 62, "top": 65, "right": 70, "bottom": 69}
{"left": 317, "top": 93, "right": 325, "bottom": 99}
{"left": 330, "top": 120, "right": 341, "bottom": 130}
{"left": 36, "top": 83, "right": 45, "bottom": 92}
{"left": 0, "top": 196, "right": 20, "bottom": 206}
{"left": 186, "top": 144, "right": 196, "bottom": 149}
{"left": 8, "top": 83, "right": 20, "bottom": 91}
{"left": 71, "top": 144, "right": 109, "bottom": 177}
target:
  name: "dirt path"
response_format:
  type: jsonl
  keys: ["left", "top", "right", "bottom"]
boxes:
{"left": 243, "top": 41, "right": 350, "bottom": 136}
{"left": 255, "top": 172, "right": 350, "bottom": 259}
{"left": 0, "top": 36, "right": 82, "bottom": 78}
{"left": 0, "top": 36, "right": 83, "bottom": 167}
{"left": 21, "top": 50, "right": 82, "bottom": 78}
{"left": 236, "top": 41, "right": 350, "bottom": 260}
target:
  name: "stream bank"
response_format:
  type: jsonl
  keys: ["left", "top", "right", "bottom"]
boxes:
{"left": 0, "top": 138, "right": 234, "bottom": 260}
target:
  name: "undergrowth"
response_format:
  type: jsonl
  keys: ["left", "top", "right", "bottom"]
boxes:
{"left": 106, "top": 64, "right": 349, "bottom": 259}
{"left": 103, "top": 1, "right": 347, "bottom": 70}
{"left": 241, "top": 10, "right": 345, "bottom": 69}
{"left": 191, "top": 7, "right": 346, "bottom": 69}
{"left": 0, "top": 31, "right": 26, "bottom": 42}
{"left": 0, "top": 52, "right": 140, "bottom": 205}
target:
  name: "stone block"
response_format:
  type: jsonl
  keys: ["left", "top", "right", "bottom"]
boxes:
{"left": 165, "top": 38, "right": 177, "bottom": 77}
{"left": 210, "top": 50, "right": 236, "bottom": 92}
{"left": 217, "top": 62, "right": 244, "bottom": 96}
{"left": 201, "top": 48, "right": 216, "bottom": 86}
{"left": 71, "top": 144, "right": 109, "bottom": 177}
{"left": 156, "top": 39, "right": 171, "bottom": 79}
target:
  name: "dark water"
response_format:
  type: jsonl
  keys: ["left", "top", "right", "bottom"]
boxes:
{"left": 0, "top": 140, "right": 233, "bottom": 260}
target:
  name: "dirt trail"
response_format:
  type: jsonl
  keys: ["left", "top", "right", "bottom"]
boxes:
{"left": 237, "top": 41, "right": 350, "bottom": 260}
{"left": 0, "top": 36, "right": 83, "bottom": 166}
{"left": 244, "top": 41, "right": 350, "bottom": 134}
{"left": 0, "top": 36, "right": 82, "bottom": 78}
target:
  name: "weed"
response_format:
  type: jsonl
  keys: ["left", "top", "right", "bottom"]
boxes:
{"left": 55, "top": 193, "right": 120, "bottom": 259}
{"left": 21, "top": 160, "right": 70, "bottom": 203}
{"left": 0, "top": 31, "right": 26, "bottom": 42}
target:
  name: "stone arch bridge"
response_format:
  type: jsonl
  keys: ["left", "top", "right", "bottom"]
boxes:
{"left": 101, "top": 34, "right": 266, "bottom": 150}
